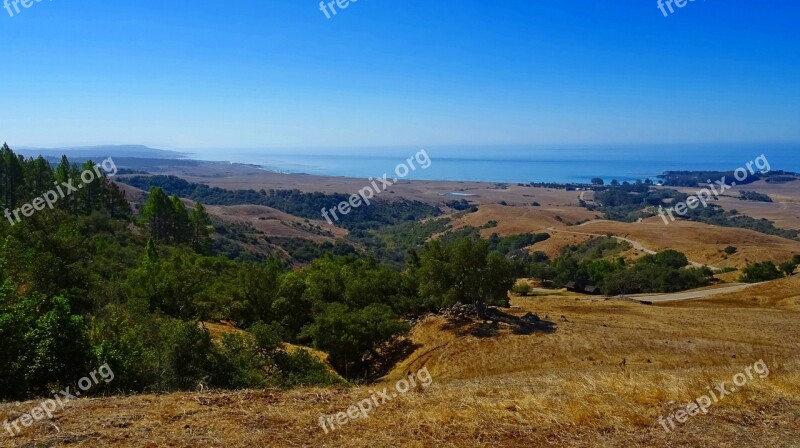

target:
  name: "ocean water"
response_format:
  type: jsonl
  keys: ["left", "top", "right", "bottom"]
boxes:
{"left": 186, "top": 144, "right": 800, "bottom": 184}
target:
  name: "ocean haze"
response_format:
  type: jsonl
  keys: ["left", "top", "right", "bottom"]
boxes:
{"left": 184, "top": 144, "right": 800, "bottom": 184}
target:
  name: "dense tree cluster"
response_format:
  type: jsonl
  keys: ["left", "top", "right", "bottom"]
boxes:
{"left": 141, "top": 187, "right": 212, "bottom": 253}
{"left": 0, "top": 144, "right": 518, "bottom": 398}
{"left": 0, "top": 144, "right": 128, "bottom": 219}
{"left": 121, "top": 175, "right": 442, "bottom": 232}
{"left": 527, "top": 238, "right": 714, "bottom": 295}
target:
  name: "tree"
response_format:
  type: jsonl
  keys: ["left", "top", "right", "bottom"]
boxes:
{"left": 141, "top": 188, "right": 174, "bottom": 241}
{"left": 302, "top": 302, "right": 408, "bottom": 378}
{"left": 779, "top": 261, "right": 796, "bottom": 276}
{"left": 171, "top": 196, "right": 190, "bottom": 243}
{"left": 1, "top": 143, "right": 24, "bottom": 210}
{"left": 24, "top": 156, "right": 54, "bottom": 198}
{"left": 417, "top": 238, "right": 515, "bottom": 316}
{"left": 79, "top": 161, "right": 104, "bottom": 212}
{"left": 591, "top": 178, "right": 604, "bottom": 186}
{"left": 654, "top": 250, "right": 689, "bottom": 269}
{"left": 53, "top": 155, "right": 79, "bottom": 212}
{"left": 0, "top": 289, "right": 91, "bottom": 397}
{"left": 233, "top": 258, "right": 283, "bottom": 326}
{"left": 740, "top": 261, "right": 784, "bottom": 283}
{"left": 189, "top": 202, "right": 212, "bottom": 253}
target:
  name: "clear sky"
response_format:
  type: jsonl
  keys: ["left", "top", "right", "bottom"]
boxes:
{"left": 1, "top": 0, "right": 799, "bottom": 149}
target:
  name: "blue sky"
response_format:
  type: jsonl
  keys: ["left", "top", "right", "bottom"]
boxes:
{"left": 1, "top": 0, "right": 799, "bottom": 149}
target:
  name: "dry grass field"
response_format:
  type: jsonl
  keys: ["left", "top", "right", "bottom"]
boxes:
{"left": 203, "top": 204, "right": 347, "bottom": 242}
{"left": 3, "top": 278, "right": 799, "bottom": 447}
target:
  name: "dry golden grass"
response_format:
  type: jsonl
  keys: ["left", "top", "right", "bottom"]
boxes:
{"left": 3, "top": 283, "right": 799, "bottom": 447}
{"left": 568, "top": 219, "right": 800, "bottom": 269}
{"left": 204, "top": 204, "right": 346, "bottom": 242}
{"left": 449, "top": 204, "right": 599, "bottom": 237}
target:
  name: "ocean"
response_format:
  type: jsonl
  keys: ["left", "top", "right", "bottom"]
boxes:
{"left": 186, "top": 144, "right": 800, "bottom": 184}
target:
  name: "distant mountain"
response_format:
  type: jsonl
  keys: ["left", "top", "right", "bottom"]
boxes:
{"left": 16, "top": 145, "right": 189, "bottom": 160}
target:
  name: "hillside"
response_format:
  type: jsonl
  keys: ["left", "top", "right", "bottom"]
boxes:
{"left": 2, "top": 278, "right": 798, "bottom": 447}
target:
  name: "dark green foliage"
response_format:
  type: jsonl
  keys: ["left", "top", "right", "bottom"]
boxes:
{"left": 445, "top": 199, "right": 472, "bottom": 210}
{"left": 590, "top": 177, "right": 799, "bottom": 239}
{"left": 527, "top": 237, "right": 713, "bottom": 295}
{"left": 684, "top": 205, "right": 798, "bottom": 239}
{"left": 0, "top": 282, "right": 91, "bottom": 398}
{"left": 189, "top": 202, "right": 213, "bottom": 254}
{"left": 740, "top": 261, "right": 785, "bottom": 283}
{"left": 272, "top": 349, "right": 346, "bottom": 388}
{"left": 487, "top": 232, "right": 550, "bottom": 256}
{"left": 302, "top": 303, "right": 409, "bottom": 379}
{"left": 593, "top": 182, "right": 675, "bottom": 222}
{"left": 1, "top": 145, "right": 129, "bottom": 219}
{"left": 779, "top": 261, "right": 796, "bottom": 276}
{"left": 659, "top": 171, "right": 762, "bottom": 187}
{"left": 122, "top": 175, "right": 441, "bottom": 232}
{"left": 739, "top": 191, "right": 773, "bottom": 202}
{"left": 417, "top": 238, "right": 516, "bottom": 312}
{"left": 650, "top": 250, "right": 689, "bottom": 269}
{"left": 352, "top": 217, "right": 451, "bottom": 267}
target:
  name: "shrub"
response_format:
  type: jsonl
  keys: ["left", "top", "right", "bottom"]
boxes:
{"left": 273, "top": 349, "right": 346, "bottom": 388}
{"left": 511, "top": 282, "right": 531, "bottom": 296}
{"left": 779, "top": 261, "right": 796, "bottom": 276}
{"left": 740, "top": 261, "right": 784, "bottom": 283}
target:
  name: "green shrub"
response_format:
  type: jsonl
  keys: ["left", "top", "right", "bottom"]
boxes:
{"left": 512, "top": 282, "right": 531, "bottom": 296}
{"left": 273, "top": 349, "right": 346, "bottom": 388}
{"left": 740, "top": 261, "right": 784, "bottom": 283}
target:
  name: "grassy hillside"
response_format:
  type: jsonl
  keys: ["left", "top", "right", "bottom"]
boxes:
{"left": 2, "top": 279, "right": 798, "bottom": 447}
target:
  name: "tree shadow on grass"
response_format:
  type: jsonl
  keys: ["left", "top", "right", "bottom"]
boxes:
{"left": 368, "top": 338, "right": 421, "bottom": 381}
{"left": 442, "top": 308, "right": 556, "bottom": 338}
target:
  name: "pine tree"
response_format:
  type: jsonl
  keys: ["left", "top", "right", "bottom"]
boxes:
{"left": 143, "top": 238, "right": 158, "bottom": 267}
{"left": 189, "top": 202, "right": 212, "bottom": 254}
{"left": 0, "top": 143, "right": 24, "bottom": 210}
{"left": 141, "top": 187, "right": 174, "bottom": 241}
{"left": 171, "top": 196, "right": 190, "bottom": 243}
{"left": 79, "top": 161, "right": 103, "bottom": 212}
{"left": 53, "top": 155, "right": 79, "bottom": 212}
